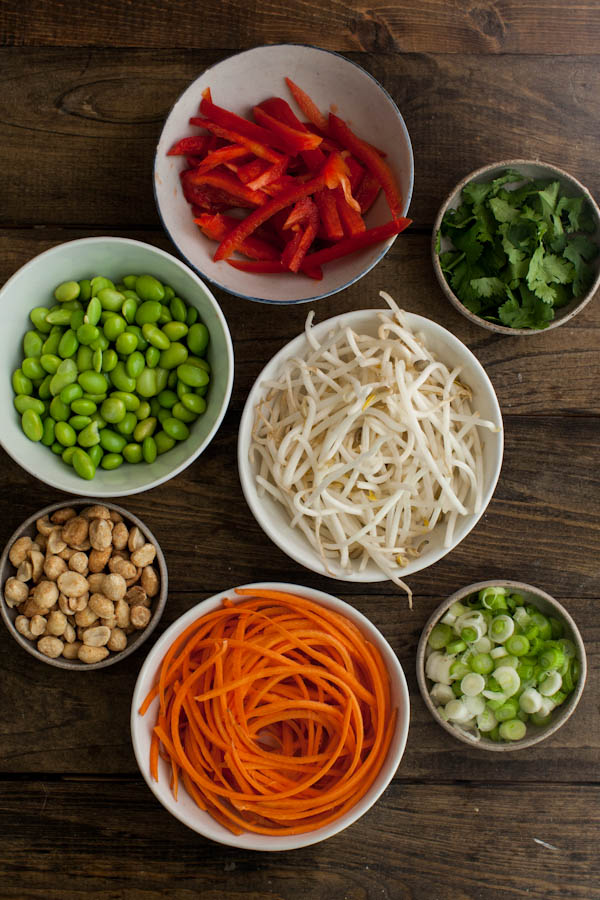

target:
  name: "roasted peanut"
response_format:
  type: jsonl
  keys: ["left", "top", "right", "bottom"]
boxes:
{"left": 88, "top": 594, "right": 114, "bottom": 619}
{"left": 47, "top": 528, "right": 67, "bottom": 555}
{"left": 63, "top": 622, "right": 76, "bottom": 644}
{"left": 4, "top": 577, "right": 29, "bottom": 607}
{"left": 141, "top": 566, "right": 159, "bottom": 598}
{"left": 34, "top": 532, "right": 48, "bottom": 552}
{"left": 37, "top": 636, "right": 64, "bottom": 658}
{"left": 68, "top": 551, "right": 89, "bottom": 575}
{"left": 111, "top": 522, "right": 129, "bottom": 550}
{"left": 62, "top": 641, "right": 82, "bottom": 659}
{"left": 82, "top": 505, "right": 111, "bottom": 520}
{"left": 16, "top": 559, "right": 33, "bottom": 582}
{"left": 32, "top": 581, "right": 59, "bottom": 610}
{"left": 130, "top": 543, "right": 156, "bottom": 568}
{"left": 89, "top": 518, "right": 112, "bottom": 551}
{"left": 15, "top": 615, "right": 34, "bottom": 640}
{"left": 88, "top": 548, "right": 112, "bottom": 573}
{"left": 75, "top": 607, "right": 98, "bottom": 628}
{"left": 28, "top": 549, "right": 45, "bottom": 582}
{"left": 30, "top": 614, "right": 48, "bottom": 637}
{"left": 35, "top": 516, "right": 55, "bottom": 537}
{"left": 127, "top": 526, "right": 145, "bottom": 553}
{"left": 108, "top": 557, "right": 137, "bottom": 580}
{"left": 102, "top": 573, "right": 127, "bottom": 602}
{"left": 109, "top": 509, "right": 123, "bottom": 523}
{"left": 87, "top": 572, "right": 105, "bottom": 593}
{"left": 78, "top": 645, "right": 109, "bottom": 664}
{"left": 61, "top": 516, "right": 88, "bottom": 547}
{"left": 44, "top": 555, "right": 67, "bottom": 581}
{"left": 46, "top": 610, "right": 67, "bottom": 636}
{"left": 82, "top": 625, "right": 110, "bottom": 647}
{"left": 107, "top": 627, "right": 127, "bottom": 652}
{"left": 51, "top": 507, "right": 77, "bottom": 524}
{"left": 57, "top": 571, "right": 89, "bottom": 598}
{"left": 115, "top": 599, "right": 130, "bottom": 629}
{"left": 130, "top": 605, "right": 151, "bottom": 629}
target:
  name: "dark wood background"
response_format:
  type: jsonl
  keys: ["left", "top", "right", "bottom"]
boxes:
{"left": 1, "top": 2, "right": 599, "bottom": 898}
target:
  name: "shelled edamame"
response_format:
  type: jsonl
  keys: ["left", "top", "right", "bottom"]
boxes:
{"left": 425, "top": 586, "right": 580, "bottom": 743}
{"left": 12, "top": 274, "right": 211, "bottom": 479}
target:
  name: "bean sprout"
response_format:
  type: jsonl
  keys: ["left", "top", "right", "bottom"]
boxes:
{"left": 250, "top": 292, "right": 499, "bottom": 605}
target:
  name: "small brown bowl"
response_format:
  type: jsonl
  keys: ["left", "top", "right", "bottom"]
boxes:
{"left": 416, "top": 580, "right": 587, "bottom": 751}
{"left": 0, "top": 499, "right": 168, "bottom": 671}
{"left": 432, "top": 159, "right": 600, "bottom": 335}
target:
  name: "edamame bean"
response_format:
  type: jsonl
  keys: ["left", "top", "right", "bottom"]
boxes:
{"left": 90, "top": 332, "right": 109, "bottom": 352}
{"left": 97, "top": 288, "right": 124, "bottom": 311}
{"left": 23, "top": 331, "right": 43, "bottom": 358}
{"left": 154, "top": 430, "right": 175, "bottom": 454}
{"left": 186, "top": 356, "right": 210, "bottom": 372}
{"left": 101, "top": 452, "right": 123, "bottom": 470}
{"left": 136, "top": 275, "right": 165, "bottom": 302}
{"left": 30, "top": 307, "right": 52, "bottom": 334}
{"left": 70, "top": 308, "right": 85, "bottom": 330}
{"left": 50, "top": 359, "right": 78, "bottom": 396}
{"left": 82, "top": 392, "right": 107, "bottom": 404}
{"left": 40, "top": 354, "right": 61, "bottom": 374}
{"left": 180, "top": 392, "right": 207, "bottom": 415}
{"left": 85, "top": 296, "right": 102, "bottom": 326}
{"left": 111, "top": 361, "right": 136, "bottom": 393}
{"left": 21, "top": 409, "right": 44, "bottom": 441}
{"left": 186, "top": 306, "right": 198, "bottom": 326}
{"left": 99, "top": 429, "right": 127, "bottom": 454}
{"left": 54, "top": 281, "right": 80, "bottom": 303}
{"left": 46, "top": 307, "right": 73, "bottom": 326}
{"left": 142, "top": 323, "right": 170, "bottom": 350}
{"left": 93, "top": 348, "right": 103, "bottom": 373}
{"left": 142, "top": 435, "right": 157, "bottom": 463}
{"left": 69, "top": 414, "right": 92, "bottom": 431}
{"left": 170, "top": 296, "right": 187, "bottom": 322}
{"left": 136, "top": 400, "right": 151, "bottom": 420}
{"left": 59, "top": 383, "right": 82, "bottom": 405}
{"left": 72, "top": 448, "right": 95, "bottom": 480}
{"left": 116, "top": 411, "right": 137, "bottom": 436}
{"left": 103, "top": 314, "right": 126, "bottom": 341}
{"left": 51, "top": 442, "right": 63, "bottom": 455}
{"left": 163, "top": 417, "right": 189, "bottom": 441}
{"left": 41, "top": 417, "right": 56, "bottom": 447}
{"left": 88, "top": 444, "right": 104, "bottom": 467}
{"left": 187, "top": 322, "right": 209, "bottom": 356}
{"left": 125, "top": 325, "right": 147, "bottom": 351}
{"left": 71, "top": 398, "right": 96, "bottom": 415}
{"left": 123, "top": 442, "right": 143, "bottom": 463}
{"left": 77, "top": 323, "right": 100, "bottom": 345}
{"left": 12, "top": 369, "right": 33, "bottom": 395}
{"left": 162, "top": 320, "right": 188, "bottom": 342}
{"left": 79, "top": 279, "right": 92, "bottom": 302}
{"left": 42, "top": 331, "right": 62, "bottom": 356}
{"left": 38, "top": 375, "right": 53, "bottom": 400}
{"left": 155, "top": 366, "right": 168, "bottom": 393}
{"left": 77, "top": 370, "right": 108, "bottom": 395}
{"left": 58, "top": 329, "right": 79, "bottom": 359}
{"left": 133, "top": 417, "right": 157, "bottom": 442}
{"left": 177, "top": 363, "right": 209, "bottom": 388}
{"left": 158, "top": 390, "right": 177, "bottom": 409}
{"left": 159, "top": 341, "right": 188, "bottom": 370}
{"left": 115, "top": 331, "right": 138, "bottom": 355}
{"left": 101, "top": 397, "right": 127, "bottom": 424}
{"left": 122, "top": 297, "right": 137, "bottom": 324}
{"left": 167, "top": 371, "right": 177, "bottom": 389}
{"left": 78, "top": 421, "right": 100, "bottom": 447}
{"left": 22, "top": 357, "right": 46, "bottom": 380}
{"left": 110, "top": 391, "right": 140, "bottom": 411}
{"left": 62, "top": 446, "right": 76, "bottom": 466}
{"left": 91, "top": 412, "right": 107, "bottom": 430}
{"left": 158, "top": 307, "right": 172, "bottom": 325}
{"left": 49, "top": 397, "right": 70, "bottom": 422}
{"left": 136, "top": 367, "right": 158, "bottom": 398}
{"left": 14, "top": 395, "right": 45, "bottom": 415}
{"left": 157, "top": 407, "right": 170, "bottom": 425}
{"left": 91, "top": 276, "right": 114, "bottom": 296}
{"left": 102, "top": 349, "right": 118, "bottom": 372}
{"left": 55, "top": 421, "right": 76, "bottom": 447}
{"left": 163, "top": 285, "right": 175, "bottom": 302}
{"left": 126, "top": 351, "right": 145, "bottom": 379}
{"left": 135, "top": 300, "right": 162, "bottom": 326}
{"left": 145, "top": 346, "right": 160, "bottom": 368}
{"left": 123, "top": 275, "right": 138, "bottom": 289}
{"left": 172, "top": 402, "right": 197, "bottom": 424}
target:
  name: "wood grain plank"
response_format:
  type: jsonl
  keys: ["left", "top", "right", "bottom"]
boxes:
{"left": 0, "top": 49, "right": 599, "bottom": 227}
{"left": 1, "top": 228, "right": 599, "bottom": 417}
{"left": 0, "top": 590, "right": 596, "bottom": 777}
{"left": 0, "top": 779, "right": 597, "bottom": 899}
{"left": 2, "top": 0, "right": 600, "bottom": 55}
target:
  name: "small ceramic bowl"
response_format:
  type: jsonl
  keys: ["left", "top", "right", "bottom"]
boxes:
{"left": 0, "top": 499, "right": 168, "bottom": 670}
{"left": 0, "top": 236, "right": 234, "bottom": 497}
{"left": 416, "top": 580, "right": 587, "bottom": 751}
{"left": 131, "top": 581, "right": 410, "bottom": 850}
{"left": 238, "top": 308, "right": 503, "bottom": 585}
{"left": 432, "top": 159, "right": 600, "bottom": 335}
{"left": 154, "top": 43, "right": 414, "bottom": 304}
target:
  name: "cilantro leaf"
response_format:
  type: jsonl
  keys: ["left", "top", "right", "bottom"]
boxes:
{"left": 498, "top": 287, "right": 555, "bottom": 329}
{"left": 470, "top": 277, "right": 506, "bottom": 298}
{"left": 564, "top": 234, "right": 599, "bottom": 296}
{"left": 488, "top": 196, "right": 520, "bottom": 224}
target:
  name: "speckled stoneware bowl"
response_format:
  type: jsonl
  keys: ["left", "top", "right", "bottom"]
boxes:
{"left": 432, "top": 159, "right": 600, "bottom": 335}
{"left": 0, "top": 499, "right": 168, "bottom": 670}
{"left": 416, "top": 580, "right": 587, "bottom": 751}
{"left": 155, "top": 43, "right": 414, "bottom": 304}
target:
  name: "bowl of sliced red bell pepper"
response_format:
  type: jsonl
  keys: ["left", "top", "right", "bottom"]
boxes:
{"left": 154, "top": 44, "right": 414, "bottom": 304}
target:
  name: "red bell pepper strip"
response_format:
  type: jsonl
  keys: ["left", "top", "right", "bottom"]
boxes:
{"left": 355, "top": 171, "right": 381, "bottom": 214}
{"left": 235, "top": 159, "right": 270, "bottom": 184}
{"left": 199, "top": 97, "right": 298, "bottom": 155}
{"left": 252, "top": 106, "right": 323, "bottom": 151}
{"left": 261, "top": 175, "right": 299, "bottom": 197}
{"left": 246, "top": 155, "right": 290, "bottom": 192}
{"left": 281, "top": 198, "right": 319, "bottom": 272}
{"left": 194, "top": 213, "right": 280, "bottom": 261}
{"left": 283, "top": 196, "right": 314, "bottom": 230}
{"left": 226, "top": 259, "right": 323, "bottom": 280}
{"left": 300, "top": 218, "right": 411, "bottom": 270}
{"left": 194, "top": 144, "right": 250, "bottom": 174}
{"left": 182, "top": 181, "right": 249, "bottom": 212}
{"left": 314, "top": 189, "right": 344, "bottom": 241}
{"left": 323, "top": 152, "right": 361, "bottom": 212}
{"left": 328, "top": 113, "right": 403, "bottom": 219}
{"left": 167, "top": 135, "right": 212, "bottom": 157}
{"left": 189, "top": 117, "right": 283, "bottom": 164}
{"left": 257, "top": 98, "right": 326, "bottom": 170}
{"left": 285, "top": 78, "right": 328, "bottom": 132}
{"left": 334, "top": 186, "right": 366, "bottom": 237}
{"left": 181, "top": 168, "right": 267, "bottom": 208}
{"left": 345, "top": 155, "right": 365, "bottom": 192}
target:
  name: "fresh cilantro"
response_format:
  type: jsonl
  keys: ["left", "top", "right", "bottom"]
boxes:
{"left": 437, "top": 168, "right": 599, "bottom": 329}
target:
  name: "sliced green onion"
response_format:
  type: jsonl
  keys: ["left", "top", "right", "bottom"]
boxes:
{"left": 539, "top": 671, "right": 562, "bottom": 696}
{"left": 505, "top": 634, "right": 530, "bottom": 657}
{"left": 495, "top": 698, "right": 520, "bottom": 722}
{"left": 529, "top": 612, "right": 552, "bottom": 640}
{"left": 498, "top": 719, "right": 527, "bottom": 741}
{"left": 494, "top": 666, "right": 521, "bottom": 697}
{"left": 495, "top": 654, "right": 519, "bottom": 670}
{"left": 490, "top": 646, "right": 508, "bottom": 660}
{"left": 539, "top": 646, "right": 565, "bottom": 670}
{"left": 430, "top": 683, "right": 455, "bottom": 706}
{"left": 477, "top": 708, "right": 498, "bottom": 732}
{"left": 519, "top": 687, "right": 542, "bottom": 714}
{"left": 449, "top": 660, "right": 471, "bottom": 679}
{"left": 490, "top": 614, "right": 514, "bottom": 643}
{"left": 470, "top": 653, "right": 494, "bottom": 675}
{"left": 428, "top": 623, "right": 453, "bottom": 650}
{"left": 445, "top": 699, "right": 470, "bottom": 722}
{"left": 446, "top": 639, "right": 467, "bottom": 655}
{"left": 464, "top": 694, "right": 486, "bottom": 716}
{"left": 460, "top": 672, "right": 485, "bottom": 696}
{"left": 461, "top": 626, "right": 478, "bottom": 643}
{"left": 473, "top": 636, "right": 493, "bottom": 654}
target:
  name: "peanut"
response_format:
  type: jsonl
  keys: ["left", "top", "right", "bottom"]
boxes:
{"left": 82, "top": 625, "right": 110, "bottom": 647}
{"left": 82, "top": 505, "right": 111, "bottom": 520}
{"left": 61, "top": 516, "right": 88, "bottom": 547}
{"left": 15, "top": 615, "right": 34, "bottom": 640}
{"left": 89, "top": 518, "right": 112, "bottom": 551}
{"left": 16, "top": 559, "right": 33, "bottom": 582}
{"left": 35, "top": 516, "right": 55, "bottom": 537}
{"left": 46, "top": 528, "right": 67, "bottom": 555}
{"left": 88, "top": 548, "right": 112, "bottom": 573}
{"left": 128, "top": 526, "right": 145, "bottom": 553}
{"left": 51, "top": 507, "right": 77, "bottom": 524}
{"left": 141, "top": 566, "right": 159, "bottom": 598}
{"left": 28, "top": 549, "right": 45, "bottom": 582}
{"left": 4, "top": 577, "right": 29, "bottom": 607}
{"left": 130, "top": 543, "right": 157, "bottom": 568}
{"left": 87, "top": 573, "right": 106, "bottom": 593}
{"left": 37, "top": 636, "right": 64, "bottom": 658}
{"left": 30, "top": 614, "right": 48, "bottom": 637}
{"left": 44, "top": 554, "right": 67, "bottom": 581}
{"left": 102, "top": 573, "right": 127, "bottom": 602}
{"left": 57, "top": 571, "right": 89, "bottom": 598}
{"left": 46, "top": 610, "right": 67, "bottom": 637}
{"left": 108, "top": 557, "right": 137, "bottom": 580}
{"left": 130, "top": 605, "right": 151, "bottom": 629}
{"left": 88, "top": 594, "right": 114, "bottom": 619}
{"left": 115, "top": 599, "right": 130, "bottom": 629}
{"left": 62, "top": 641, "right": 82, "bottom": 659}
{"left": 68, "top": 551, "right": 89, "bottom": 575}
{"left": 107, "top": 627, "right": 127, "bottom": 652}
{"left": 78, "top": 645, "right": 109, "bottom": 664}
{"left": 75, "top": 607, "right": 98, "bottom": 628}
{"left": 112, "top": 522, "right": 129, "bottom": 550}
{"left": 32, "top": 581, "right": 59, "bottom": 610}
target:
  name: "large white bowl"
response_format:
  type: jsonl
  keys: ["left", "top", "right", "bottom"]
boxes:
{"left": 0, "top": 237, "right": 234, "bottom": 497}
{"left": 130, "top": 582, "right": 410, "bottom": 850}
{"left": 154, "top": 44, "right": 414, "bottom": 304}
{"left": 238, "top": 309, "right": 504, "bottom": 584}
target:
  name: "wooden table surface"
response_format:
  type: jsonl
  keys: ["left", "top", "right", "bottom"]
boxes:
{"left": 1, "top": 2, "right": 599, "bottom": 898}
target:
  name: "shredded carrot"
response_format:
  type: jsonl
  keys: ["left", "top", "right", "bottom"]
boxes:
{"left": 139, "top": 588, "right": 396, "bottom": 836}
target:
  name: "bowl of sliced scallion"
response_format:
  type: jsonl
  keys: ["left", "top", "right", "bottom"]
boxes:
{"left": 417, "top": 580, "right": 586, "bottom": 751}
{"left": 432, "top": 160, "right": 600, "bottom": 334}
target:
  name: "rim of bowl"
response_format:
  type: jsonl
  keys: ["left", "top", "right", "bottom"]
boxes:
{"left": 0, "top": 498, "right": 168, "bottom": 670}
{"left": 431, "top": 158, "right": 600, "bottom": 335}
{"left": 416, "top": 579, "right": 587, "bottom": 751}
{"left": 0, "top": 236, "right": 234, "bottom": 497}
{"left": 153, "top": 43, "right": 414, "bottom": 305}
{"left": 237, "top": 308, "right": 504, "bottom": 584}
{"left": 130, "top": 581, "right": 410, "bottom": 850}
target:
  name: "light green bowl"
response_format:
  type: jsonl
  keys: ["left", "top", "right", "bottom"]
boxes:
{"left": 0, "top": 237, "right": 234, "bottom": 497}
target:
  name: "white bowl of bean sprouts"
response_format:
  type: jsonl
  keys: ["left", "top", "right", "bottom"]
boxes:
{"left": 238, "top": 293, "right": 504, "bottom": 601}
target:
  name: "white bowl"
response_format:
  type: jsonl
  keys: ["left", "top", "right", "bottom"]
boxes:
{"left": 154, "top": 44, "right": 414, "bottom": 304}
{"left": 130, "top": 582, "right": 410, "bottom": 850}
{"left": 238, "top": 309, "right": 504, "bottom": 584}
{"left": 0, "top": 237, "right": 234, "bottom": 497}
